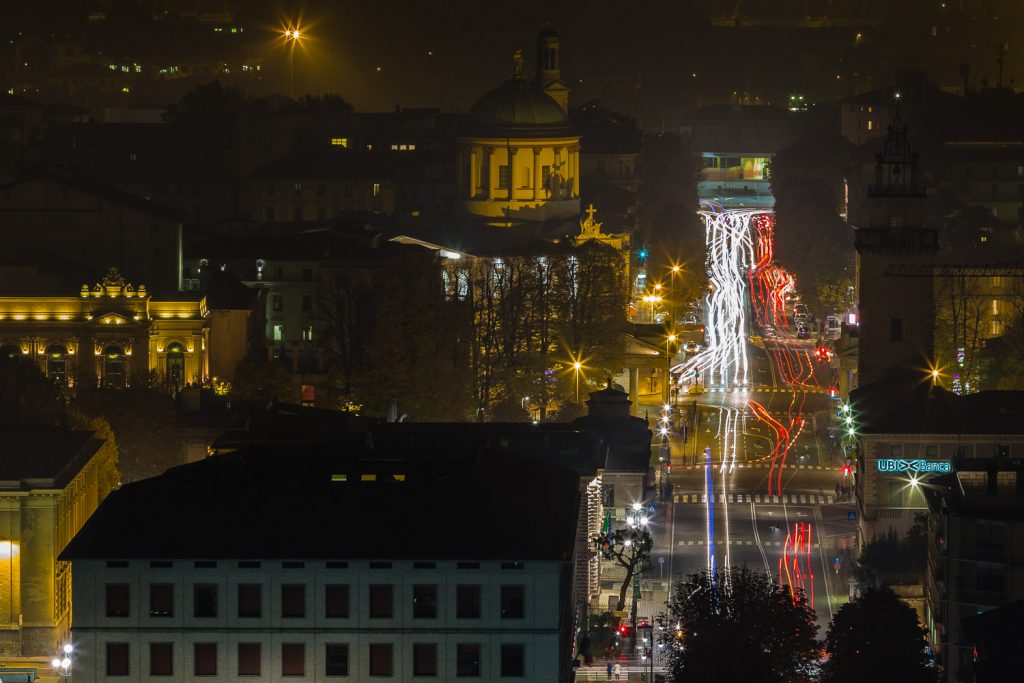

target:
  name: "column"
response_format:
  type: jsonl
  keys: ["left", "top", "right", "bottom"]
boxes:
{"left": 508, "top": 147, "right": 517, "bottom": 201}
{"left": 469, "top": 146, "right": 478, "bottom": 198}
{"left": 532, "top": 148, "right": 542, "bottom": 200}
{"left": 571, "top": 145, "right": 580, "bottom": 197}
{"left": 485, "top": 147, "right": 495, "bottom": 201}
{"left": 629, "top": 367, "right": 640, "bottom": 417}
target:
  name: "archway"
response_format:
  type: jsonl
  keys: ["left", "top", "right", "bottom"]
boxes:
{"left": 166, "top": 343, "right": 185, "bottom": 390}
{"left": 102, "top": 345, "right": 126, "bottom": 388}
{"left": 46, "top": 344, "right": 68, "bottom": 386}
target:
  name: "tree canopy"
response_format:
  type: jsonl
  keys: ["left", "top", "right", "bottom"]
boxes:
{"left": 661, "top": 567, "right": 819, "bottom": 682}
{"left": 822, "top": 587, "right": 936, "bottom": 683}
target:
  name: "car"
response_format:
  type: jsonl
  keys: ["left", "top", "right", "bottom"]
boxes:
{"left": 683, "top": 342, "right": 699, "bottom": 354}
{"left": 795, "top": 313, "right": 809, "bottom": 324}
{"left": 688, "top": 383, "right": 705, "bottom": 395}
{"left": 681, "top": 315, "right": 698, "bottom": 325}
{"left": 797, "top": 326, "right": 810, "bottom": 339}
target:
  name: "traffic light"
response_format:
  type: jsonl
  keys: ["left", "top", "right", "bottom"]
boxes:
{"left": 842, "top": 465, "right": 851, "bottom": 477}
{"left": 829, "top": 387, "right": 838, "bottom": 398}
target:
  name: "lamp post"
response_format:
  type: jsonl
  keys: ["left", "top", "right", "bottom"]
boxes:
{"left": 573, "top": 361, "right": 582, "bottom": 405}
{"left": 52, "top": 643, "right": 72, "bottom": 682}
{"left": 283, "top": 26, "right": 303, "bottom": 98}
{"left": 669, "top": 264, "right": 681, "bottom": 322}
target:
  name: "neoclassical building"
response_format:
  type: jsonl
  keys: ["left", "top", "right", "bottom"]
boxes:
{"left": 0, "top": 269, "right": 246, "bottom": 389}
{"left": 457, "top": 36, "right": 580, "bottom": 226}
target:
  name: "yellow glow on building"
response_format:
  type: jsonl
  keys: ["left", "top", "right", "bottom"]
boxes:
{"left": 0, "top": 540, "right": 19, "bottom": 559}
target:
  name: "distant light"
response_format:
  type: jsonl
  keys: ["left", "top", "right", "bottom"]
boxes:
{"left": 931, "top": 369, "right": 940, "bottom": 380}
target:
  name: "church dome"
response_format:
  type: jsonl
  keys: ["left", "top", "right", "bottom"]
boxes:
{"left": 466, "top": 78, "right": 574, "bottom": 137}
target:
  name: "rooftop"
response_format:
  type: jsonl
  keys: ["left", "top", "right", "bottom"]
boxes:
{"left": 465, "top": 78, "right": 575, "bottom": 138}
{"left": 61, "top": 447, "right": 582, "bottom": 561}
{"left": 0, "top": 428, "right": 105, "bottom": 489}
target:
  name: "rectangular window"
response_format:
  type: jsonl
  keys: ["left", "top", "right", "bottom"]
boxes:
{"left": 992, "top": 276, "right": 1004, "bottom": 288}
{"left": 369, "top": 643, "right": 393, "bottom": 677}
{"left": 194, "top": 643, "right": 217, "bottom": 676}
{"left": 326, "top": 644, "right": 349, "bottom": 676}
{"left": 372, "top": 182, "right": 381, "bottom": 198}
{"left": 302, "top": 295, "right": 312, "bottom": 312}
{"left": 413, "top": 584, "right": 438, "bottom": 619}
{"left": 500, "top": 585, "right": 525, "bottom": 619}
{"left": 238, "top": 643, "right": 261, "bottom": 676}
{"left": 992, "top": 299, "right": 1001, "bottom": 315}
{"left": 273, "top": 324, "right": 283, "bottom": 341}
{"left": 456, "top": 643, "right": 481, "bottom": 677}
{"left": 107, "top": 643, "right": 130, "bottom": 676}
{"left": 331, "top": 137, "right": 348, "bottom": 147}
{"left": 456, "top": 584, "right": 481, "bottom": 619}
{"left": 500, "top": 644, "right": 525, "bottom": 677}
{"left": 193, "top": 584, "right": 218, "bottom": 618}
{"left": 293, "top": 183, "right": 303, "bottom": 193}
{"left": 282, "top": 584, "right": 306, "bottom": 618}
{"left": 413, "top": 643, "right": 437, "bottom": 677}
{"left": 369, "top": 585, "right": 393, "bottom": 618}
{"left": 498, "top": 165, "right": 510, "bottom": 189}
{"left": 325, "top": 584, "right": 350, "bottom": 618}
{"left": 542, "top": 165, "right": 551, "bottom": 186}
{"left": 149, "top": 584, "right": 173, "bottom": 617}
{"left": 106, "top": 584, "right": 130, "bottom": 617}
{"left": 150, "top": 643, "right": 173, "bottom": 676}
{"left": 890, "top": 317, "right": 903, "bottom": 341}
{"left": 282, "top": 643, "right": 305, "bottom": 677}
{"left": 991, "top": 320, "right": 1004, "bottom": 336}
{"left": 238, "top": 584, "right": 262, "bottom": 618}
{"left": 273, "top": 295, "right": 284, "bottom": 311}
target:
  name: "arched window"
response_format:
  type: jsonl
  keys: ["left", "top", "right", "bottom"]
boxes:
{"left": 102, "top": 345, "right": 126, "bottom": 388}
{"left": 166, "top": 343, "right": 185, "bottom": 390}
{"left": 0, "top": 344, "right": 20, "bottom": 360}
{"left": 47, "top": 344, "right": 68, "bottom": 386}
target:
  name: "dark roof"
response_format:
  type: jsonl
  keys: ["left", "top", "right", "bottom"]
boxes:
{"left": 0, "top": 94, "right": 43, "bottom": 112}
{"left": 1, "top": 167, "right": 185, "bottom": 221}
{"left": 61, "top": 448, "right": 581, "bottom": 561}
{"left": 466, "top": 78, "right": 575, "bottom": 138}
{"left": 851, "top": 370, "right": 1024, "bottom": 434}
{"left": 680, "top": 104, "right": 792, "bottom": 123}
{"left": 0, "top": 428, "right": 104, "bottom": 488}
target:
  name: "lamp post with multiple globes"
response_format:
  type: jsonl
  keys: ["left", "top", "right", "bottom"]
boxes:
{"left": 52, "top": 643, "right": 73, "bottom": 681}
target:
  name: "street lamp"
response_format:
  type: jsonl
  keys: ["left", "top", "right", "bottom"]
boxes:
{"left": 282, "top": 25, "right": 304, "bottom": 98}
{"left": 573, "top": 361, "right": 582, "bottom": 405}
{"left": 53, "top": 643, "right": 72, "bottom": 681}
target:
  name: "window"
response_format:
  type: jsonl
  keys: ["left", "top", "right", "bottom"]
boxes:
{"left": 992, "top": 299, "right": 1001, "bottom": 315}
{"left": 413, "top": 584, "right": 437, "bottom": 618}
{"left": 890, "top": 317, "right": 903, "bottom": 341}
{"left": 521, "top": 166, "right": 531, "bottom": 187}
{"left": 273, "top": 295, "right": 284, "bottom": 311}
{"left": 992, "top": 276, "right": 1004, "bottom": 288}
{"left": 500, "top": 585, "right": 525, "bottom": 619}
{"left": 326, "top": 644, "right": 349, "bottom": 676}
{"left": 369, "top": 644, "right": 393, "bottom": 677}
{"left": 541, "top": 165, "right": 551, "bottom": 187}
{"left": 282, "top": 584, "right": 306, "bottom": 618}
{"left": 456, "top": 585, "right": 481, "bottom": 619}
{"left": 107, "top": 643, "right": 130, "bottom": 676}
{"left": 413, "top": 644, "right": 437, "bottom": 677}
{"left": 456, "top": 643, "right": 481, "bottom": 677}
{"left": 238, "top": 584, "right": 261, "bottom": 618}
{"left": 369, "top": 585, "right": 393, "bottom": 618}
{"left": 991, "top": 320, "right": 1004, "bottom": 336}
{"left": 149, "top": 584, "right": 173, "bottom": 617}
{"left": 265, "top": 206, "right": 276, "bottom": 221}
{"left": 302, "top": 295, "right": 312, "bottom": 312}
{"left": 282, "top": 643, "right": 305, "bottom": 676}
{"left": 238, "top": 643, "right": 260, "bottom": 676}
{"left": 193, "top": 584, "right": 218, "bottom": 617}
{"left": 194, "top": 643, "right": 217, "bottom": 676}
{"left": 273, "top": 324, "right": 283, "bottom": 341}
{"left": 150, "top": 643, "right": 173, "bottom": 676}
{"left": 106, "top": 584, "right": 130, "bottom": 617}
{"left": 372, "top": 182, "right": 381, "bottom": 198}
{"left": 325, "top": 584, "right": 350, "bottom": 618}
{"left": 500, "top": 644, "right": 525, "bottom": 677}
{"left": 293, "top": 183, "right": 303, "bottom": 194}
{"left": 497, "top": 165, "right": 510, "bottom": 189}
{"left": 331, "top": 137, "right": 348, "bottom": 147}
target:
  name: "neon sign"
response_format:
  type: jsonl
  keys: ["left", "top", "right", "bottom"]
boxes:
{"left": 876, "top": 459, "right": 952, "bottom": 474}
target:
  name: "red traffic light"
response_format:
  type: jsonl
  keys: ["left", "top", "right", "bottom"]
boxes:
{"left": 842, "top": 465, "right": 850, "bottom": 477}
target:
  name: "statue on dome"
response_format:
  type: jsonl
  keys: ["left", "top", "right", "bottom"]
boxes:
{"left": 512, "top": 48, "right": 524, "bottom": 79}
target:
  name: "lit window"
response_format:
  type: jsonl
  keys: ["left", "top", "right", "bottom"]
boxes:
{"left": 866, "top": 120, "right": 873, "bottom": 131}
{"left": 372, "top": 183, "right": 381, "bottom": 198}
{"left": 391, "top": 144, "right": 399, "bottom": 151}
{"left": 330, "top": 137, "right": 348, "bottom": 147}
{"left": 992, "top": 299, "right": 1001, "bottom": 315}
{"left": 408, "top": 143, "right": 416, "bottom": 150}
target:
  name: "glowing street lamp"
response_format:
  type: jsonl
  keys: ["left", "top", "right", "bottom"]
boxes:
{"left": 53, "top": 643, "right": 73, "bottom": 680}
{"left": 282, "top": 25, "right": 304, "bottom": 98}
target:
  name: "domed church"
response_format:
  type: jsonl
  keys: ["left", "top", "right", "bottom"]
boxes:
{"left": 457, "top": 30, "right": 580, "bottom": 226}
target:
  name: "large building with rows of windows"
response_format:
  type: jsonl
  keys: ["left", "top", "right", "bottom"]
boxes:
{"left": 61, "top": 447, "right": 583, "bottom": 682}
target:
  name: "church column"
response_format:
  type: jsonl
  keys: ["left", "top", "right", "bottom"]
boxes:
{"left": 572, "top": 145, "right": 580, "bottom": 197}
{"left": 469, "top": 146, "right": 478, "bottom": 198}
{"left": 532, "top": 148, "right": 542, "bottom": 200}
{"left": 508, "top": 147, "right": 518, "bottom": 201}
{"left": 485, "top": 147, "right": 496, "bottom": 201}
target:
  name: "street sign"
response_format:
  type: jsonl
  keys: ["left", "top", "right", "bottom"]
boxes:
{"left": 704, "top": 447, "right": 712, "bottom": 459}
{"left": 647, "top": 504, "right": 656, "bottom": 515}
{"left": 848, "top": 511, "right": 856, "bottom": 521}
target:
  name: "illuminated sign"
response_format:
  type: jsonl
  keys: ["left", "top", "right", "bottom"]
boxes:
{"left": 876, "top": 459, "right": 952, "bottom": 474}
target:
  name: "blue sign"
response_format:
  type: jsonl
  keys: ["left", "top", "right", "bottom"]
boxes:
{"left": 848, "top": 510, "right": 856, "bottom": 521}
{"left": 876, "top": 459, "right": 952, "bottom": 474}
{"left": 647, "top": 504, "right": 656, "bottom": 515}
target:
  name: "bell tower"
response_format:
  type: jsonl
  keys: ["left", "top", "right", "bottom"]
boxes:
{"left": 535, "top": 27, "right": 570, "bottom": 112}
{"left": 854, "top": 99, "right": 938, "bottom": 387}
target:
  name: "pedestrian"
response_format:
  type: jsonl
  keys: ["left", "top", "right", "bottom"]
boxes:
{"left": 613, "top": 662, "right": 621, "bottom": 680}
{"left": 606, "top": 661, "right": 613, "bottom": 680}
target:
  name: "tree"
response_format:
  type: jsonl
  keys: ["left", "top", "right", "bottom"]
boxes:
{"left": 661, "top": 567, "right": 819, "bottom": 683}
{"left": 593, "top": 514, "right": 653, "bottom": 613}
{"left": 822, "top": 587, "right": 936, "bottom": 683}
{"left": 163, "top": 81, "right": 248, "bottom": 124}
{"left": 231, "top": 355, "right": 294, "bottom": 403}
{"left": 853, "top": 516, "right": 926, "bottom": 590}
{"left": 0, "top": 355, "right": 66, "bottom": 426}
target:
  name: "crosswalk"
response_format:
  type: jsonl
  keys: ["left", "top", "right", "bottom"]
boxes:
{"left": 673, "top": 492, "right": 834, "bottom": 505}
{"left": 677, "top": 539, "right": 820, "bottom": 547}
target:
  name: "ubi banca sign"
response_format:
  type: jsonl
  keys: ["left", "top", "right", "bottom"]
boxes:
{"left": 876, "top": 459, "right": 952, "bottom": 474}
